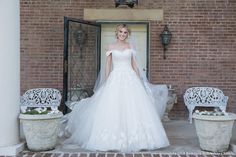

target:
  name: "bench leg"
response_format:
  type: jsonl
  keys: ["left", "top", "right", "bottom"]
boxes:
{"left": 219, "top": 106, "right": 226, "bottom": 112}
{"left": 187, "top": 106, "right": 195, "bottom": 124}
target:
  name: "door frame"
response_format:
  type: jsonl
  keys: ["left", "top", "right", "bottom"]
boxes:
{"left": 97, "top": 21, "right": 150, "bottom": 78}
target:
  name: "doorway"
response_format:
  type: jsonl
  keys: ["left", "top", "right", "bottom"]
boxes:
{"left": 100, "top": 23, "right": 149, "bottom": 78}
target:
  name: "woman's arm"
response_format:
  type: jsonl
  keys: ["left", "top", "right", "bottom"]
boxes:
{"left": 105, "top": 53, "right": 112, "bottom": 80}
{"left": 131, "top": 55, "right": 140, "bottom": 78}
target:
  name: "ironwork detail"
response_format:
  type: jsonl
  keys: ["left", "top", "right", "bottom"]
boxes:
{"left": 67, "top": 22, "right": 98, "bottom": 102}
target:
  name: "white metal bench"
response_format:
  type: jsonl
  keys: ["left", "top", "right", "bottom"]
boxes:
{"left": 20, "top": 88, "right": 62, "bottom": 113}
{"left": 184, "top": 87, "right": 228, "bottom": 123}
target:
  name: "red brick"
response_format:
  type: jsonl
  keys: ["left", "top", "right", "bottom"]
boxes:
{"left": 20, "top": 0, "right": 236, "bottom": 118}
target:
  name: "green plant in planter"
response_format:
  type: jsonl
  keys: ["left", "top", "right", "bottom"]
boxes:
{"left": 194, "top": 108, "right": 228, "bottom": 116}
{"left": 21, "top": 106, "right": 60, "bottom": 115}
{"left": 22, "top": 108, "right": 49, "bottom": 115}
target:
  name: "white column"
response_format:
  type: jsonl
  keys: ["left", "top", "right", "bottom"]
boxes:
{"left": 0, "top": 0, "right": 24, "bottom": 155}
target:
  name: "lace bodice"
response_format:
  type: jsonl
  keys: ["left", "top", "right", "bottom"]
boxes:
{"left": 107, "top": 49, "right": 133, "bottom": 71}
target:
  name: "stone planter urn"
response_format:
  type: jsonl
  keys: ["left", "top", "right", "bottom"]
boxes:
{"left": 19, "top": 88, "right": 63, "bottom": 151}
{"left": 193, "top": 112, "right": 236, "bottom": 153}
{"left": 19, "top": 112, "right": 63, "bottom": 151}
{"left": 162, "top": 88, "right": 177, "bottom": 121}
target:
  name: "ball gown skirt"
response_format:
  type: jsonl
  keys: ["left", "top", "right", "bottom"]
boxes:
{"left": 62, "top": 49, "right": 169, "bottom": 152}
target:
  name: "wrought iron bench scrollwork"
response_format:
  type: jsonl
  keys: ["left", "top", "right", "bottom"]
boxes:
{"left": 20, "top": 88, "right": 62, "bottom": 113}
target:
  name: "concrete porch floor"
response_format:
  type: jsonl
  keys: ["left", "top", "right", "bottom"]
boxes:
{"left": 25, "top": 120, "right": 236, "bottom": 155}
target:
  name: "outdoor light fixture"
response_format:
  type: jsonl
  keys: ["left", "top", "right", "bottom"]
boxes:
{"left": 114, "top": 0, "right": 138, "bottom": 8}
{"left": 74, "top": 26, "right": 87, "bottom": 58}
{"left": 160, "top": 25, "right": 172, "bottom": 59}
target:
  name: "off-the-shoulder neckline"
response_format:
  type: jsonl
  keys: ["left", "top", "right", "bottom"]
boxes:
{"left": 108, "top": 48, "right": 133, "bottom": 52}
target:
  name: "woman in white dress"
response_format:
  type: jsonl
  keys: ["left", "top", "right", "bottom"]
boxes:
{"left": 63, "top": 24, "right": 170, "bottom": 152}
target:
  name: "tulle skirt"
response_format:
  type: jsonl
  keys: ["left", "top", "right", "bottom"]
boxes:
{"left": 62, "top": 68, "right": 169, "bottom": 152}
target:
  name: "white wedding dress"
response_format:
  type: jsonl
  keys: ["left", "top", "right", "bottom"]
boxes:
{"left": 63, "top": 49, "right": 170, "bottom": 152}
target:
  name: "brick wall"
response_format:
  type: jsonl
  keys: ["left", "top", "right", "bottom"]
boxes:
{"left": 20, "top": 0, "right": 236, "bottom": 119}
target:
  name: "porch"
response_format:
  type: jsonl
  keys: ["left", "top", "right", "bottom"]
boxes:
{"left": 1, "top": 0, "right": 236, "bottom": 156}
{"left": 20, "top": 120, "right": 236, "bottom": 156}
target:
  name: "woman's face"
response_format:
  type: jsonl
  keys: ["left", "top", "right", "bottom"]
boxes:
{"left": 117, "top": 27, "right": 129, "bottom": 41}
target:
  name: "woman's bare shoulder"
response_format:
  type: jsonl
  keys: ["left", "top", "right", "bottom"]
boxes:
{"left": 105, "top": 44, "right": 114, "bottom": 56}
{"left": 126, "top": 42, "right": 132, "bottom": 49}
{"left": 108, "top": 43, "right": 120, "bottom": 50}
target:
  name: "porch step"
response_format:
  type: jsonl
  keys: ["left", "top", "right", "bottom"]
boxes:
{"left": 18, "top": 152, "right": 236, "bottom": 157}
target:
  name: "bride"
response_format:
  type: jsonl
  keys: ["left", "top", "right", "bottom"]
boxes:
{"left": 62, "top": 24, "right": 170, "bottom": 152}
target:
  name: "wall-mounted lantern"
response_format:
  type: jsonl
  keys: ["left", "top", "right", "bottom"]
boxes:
{"left": 160, "top": 25, "right": 172, "bottom": 59}
{"left": 74, "top": 26, "right": 87, "bottom": 58}
{"left": 114, "top": 0, "right": 138, "bottom": 8}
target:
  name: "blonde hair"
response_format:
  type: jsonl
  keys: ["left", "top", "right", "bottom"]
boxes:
{"left": 115, "top": 24, "right": 131, "bottom": 38}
